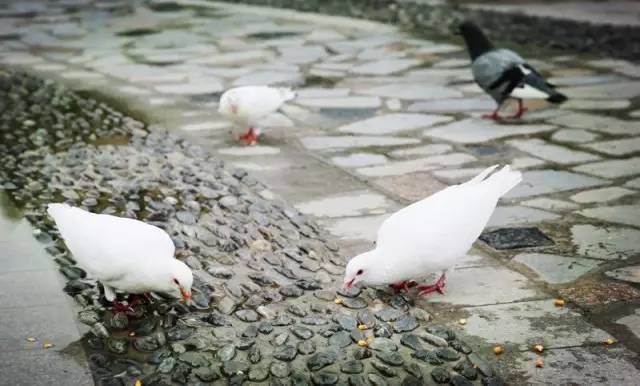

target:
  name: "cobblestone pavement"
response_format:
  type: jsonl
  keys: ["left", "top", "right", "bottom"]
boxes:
{"left": 1, "top": 0, "right": 640, "bottom": 384}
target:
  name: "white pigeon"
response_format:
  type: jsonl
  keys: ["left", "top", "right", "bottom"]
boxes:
{"left": 47, "top": 203, "right": 193, "bottom": 305}
{"left": 343, "top": 165, "right": 521, "bottom": 295}
{"left": 218, "top": 85, "right": 296, "bottom": 145}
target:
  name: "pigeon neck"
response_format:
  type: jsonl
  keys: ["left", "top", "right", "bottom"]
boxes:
{"left": 462, "top": 31, "right": 494, "bottom": 61}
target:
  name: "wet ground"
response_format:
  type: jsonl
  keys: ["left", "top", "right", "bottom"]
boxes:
{"left": 1, "top": 0, "right": 640, "bottom": 384}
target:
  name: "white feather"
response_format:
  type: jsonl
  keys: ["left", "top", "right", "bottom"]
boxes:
{"left": 508, "top": 83, "right": 550, "bottom": 99}
{"left": 218, "top": 86, "right": 296, "bottom": 130}
{"left": 344, "top": 165, "right": 522, "bottom": 286}
{"left": 47, "top": 203, "right": 192, "bottom": 299}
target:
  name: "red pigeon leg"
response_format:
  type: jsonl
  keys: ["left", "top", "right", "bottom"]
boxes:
{"left": 482, "top": 107, "right": 502, "bottom": 121}
{"left": 418, "top": 272, "right": 447, "bottom": 296}
{"left": 113, "top": 301, "right": 134, "bottom": 314}
{"left": 510, "top": 99, "right": 528, "bottom": 119}
{"left": 389, "top": 280, "right": 418, "bottom": 292}
{"left": 239, "top": 127, "right": 258, "bottom": 145}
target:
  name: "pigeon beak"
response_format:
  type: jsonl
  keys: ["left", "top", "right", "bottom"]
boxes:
{"left": 180, "top": 287, "right": 192, "bottom": 305}
{"left": 343, "top": 278, "right": 354, "bottom": 290}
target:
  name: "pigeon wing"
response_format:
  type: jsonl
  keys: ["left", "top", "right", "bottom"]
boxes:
{"left": 472, "top": 49, "right": 525, "bottom": 102}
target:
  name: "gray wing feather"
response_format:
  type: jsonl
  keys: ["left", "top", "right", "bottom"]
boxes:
{"left": 472, "top": 49, "right": 525, "bottom": 102}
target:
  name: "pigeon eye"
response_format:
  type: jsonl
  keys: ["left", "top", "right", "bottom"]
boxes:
{"left": 356, "top": 269, "right": 363, "bottom": 275}
{"left": 173, "top": 278, "right": 180, "bottom": 285}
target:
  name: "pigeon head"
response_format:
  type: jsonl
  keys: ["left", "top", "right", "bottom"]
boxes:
{"left": 167, "top": 259, "right": 193, "bottom": 305}
{"left": 218, "top": 91, "right": 240, "bottom": 116}
{"left": 457, "top": 21, "right": 494, "bottom": 60}
{"left": 343, "top": 250, "right": 381, "bottom": 288}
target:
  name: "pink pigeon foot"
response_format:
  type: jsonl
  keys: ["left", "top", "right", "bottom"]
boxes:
{"left": 389, "top": 280, "right": 418, "bottom": 292}
{"left": 510, "top": 100, "right": 528, "bottom": 119}
{"left": 482, "top": 108, "right": 502, "bottom": 121}
{"left": 239, "top": 127, "right": 258, "bottom": 146}
{"left": 113, "top": 301, "right": 134, "bottom": 314}
{"left": 418, "top": 273, "right": 447, "bottom": 296}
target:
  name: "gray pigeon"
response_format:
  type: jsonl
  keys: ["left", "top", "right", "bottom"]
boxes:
{"left": 458, "top": 21, "right": 567, "bottom": 120}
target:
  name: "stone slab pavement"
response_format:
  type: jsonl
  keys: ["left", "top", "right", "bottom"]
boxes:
{"left": 0, "top": 192, "right": 92, "bottom": 386}
{"left": 1, "top": 0, "right": 640, "bottom": 383}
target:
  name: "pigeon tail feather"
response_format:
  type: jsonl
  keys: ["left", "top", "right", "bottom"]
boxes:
{"left": 484, "top": 165, "right": 522, "bottom": 196}
{"left": 461, "top": 164, "right": 500, "bottom": 186}
{"left": 547, "top": 92, "right": 568, "bottom": 104}
{"left": 278, "top": 88, "right": 296, "bottom": 102}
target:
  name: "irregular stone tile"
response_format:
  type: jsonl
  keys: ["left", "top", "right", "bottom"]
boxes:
{"left": 359, "top": 84, "right": 463, "bottom": 100}
{"left": 408, "top": 98, "right": 494, "bottom": 113}
{"left": 432, "top": 169, "right": 486, "bottom": 185}
{"left": 374, "top": 172, "right": 447, "bottom": 201}
{"left": 296, "top": 88, "right": 350, "bottom": 99}
{"left": 424, "top": 119, "right": 555, "bottom": 144}
{"left": 631, "top": 109, "right": 640, "bottom": 119}
{"left": 522, "top": 198, "right": 579, "bottom": 211}
{"left": 388, "top": 144, "right": 452, "bottom": 158}
{"left": 385, "top": 98, "right": 402, "bottom": 111}
{"left": 578, "top": 205, "right": 640, "bottom": 228}
{"left": 191, "top": 50, "right": 273, "bottom": 65}
{"left": 551, "top": 128, "right": 598, "bottom": 143}
{"left": 321, "top": 214, "right": 389, "bottom": 242}
{"left": 507, "top": 138, "right": 600, "bottom": 164}
{"left": 32, "top": 63, "right": 67, "bottom": 72}
{"left": 571, "top": 224, "right": 640, "bottom": 259}
{"left": 358, "top": 46, "right": 405, "bottom": 60}
{"left": 607, "top": 266, "right": 640, "bottom": 284}
{"left": 514, "top": 253, "right": 601, "bottom": 284}
{"left": 350, "top": 59, "right": 420, "bottom": 75}
{"left": 559, "top": 281, "right": 640, "bottom": 308}
{"left": 625, "top": 177, "right": 640, "bottom": 189}
{"left": 155, "top": 77, "right": 223, "bottom": 95}
{"left": 570, "top": 187, "right": 635, "bottom": 203}
{"left": 480, "top": 227, "right": 554, "bottom": 250}
{"left": 563, "top": 81, "right": 640, "bottom": 99}
{"left": 547, "top": 74, "right": 626, "bottom": 86}
{"left": 232, "top": 71, "right": 303, "bottom": 86}
{"left": 306, "top": 29, "right": 346, "bottom": 42}
{"left": 573, "top": 157, "right": 640, "bottom": 178}
{"left": 218, "top": 146, "right": 281, "bottom": 156}
{"left": 548, "top": 112, "right": 640, "bottom": 135}
{"left": 295, "top": 97, "right": 381, "bottom": 109}
{"left": 487, "top": 206, "right": 560, "bottom": 228}
{"left": 61, "top": 71, "right": 104, "bottom": 80}
{"left": 356, "top": 153, "right": 476, "bottom": 177}
{"left": 510, "top": 157, "right": 545, "bottom": 169}
{"left": 515, "top": 346, "right": 639, "bottom": 385}
{"left": 295, "top": 191, "right": 393, "bottom": 218}
{"left": 118, "top": 85, "right": 152, "bottom": 95}
{"left": 181, "top": 121, "right": 228, "bottom": 132}
{"left": 414, "top": 43, "right": 461, "bottom": 54}
{"left": 463, "top": 299, "right": 609, "bottom": 349}
{"left": 300, "top": 136, "right": 420, "bottom": 151}
{"left": 505, "top": 170, "right": 608, "bottom": 198}
{"left": 331, "top": 153, "right": 387, "bottom": 168}
{"left": 327, "top": 36, "right": 400, "bottom": 54}
{"left": 337, "top": 113, "right": 452, "bottom": 135}
{"left": 278, "top": 45, "right": 327, "bottom": 64}
{"left": 581, "top": 137, "right": 640, "bottom": 156}
{"left": 562, "top": 99, "right": 630, "bottom": 110}
{"left": 307, "top": 68, "right": 344, "bottom": 78}
{"left": 424, "top": 265, "right": 538, "bottom": 306}
{"left": 433, "top": 58, "right": 469, "bottom": 68}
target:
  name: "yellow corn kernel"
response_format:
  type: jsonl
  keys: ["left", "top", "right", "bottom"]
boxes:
{"left": 535, "top": 358, "right": 544, "bottom": 368}
{"left": 26, "top": 336, "right": 37, "bottom": 343}
{"left": 459, "top": 319, "right": 467, "bottom": 325}
{"left": 493, "top": 346, "right": 503, "bottom": 355}
{"left": 357, "top": 339, "right": 368, "bottom": 347}
{"left": 358, "top": 324, "right": 368, "bottom": 330}
{"left": 534, "top": 344, "right": 544, "bottom": 353}
{"left": 334, "top": 298, "right": 343, "bottom": 304}
{"left": 554, "top": 299, "right": 565, "bottom": 307}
